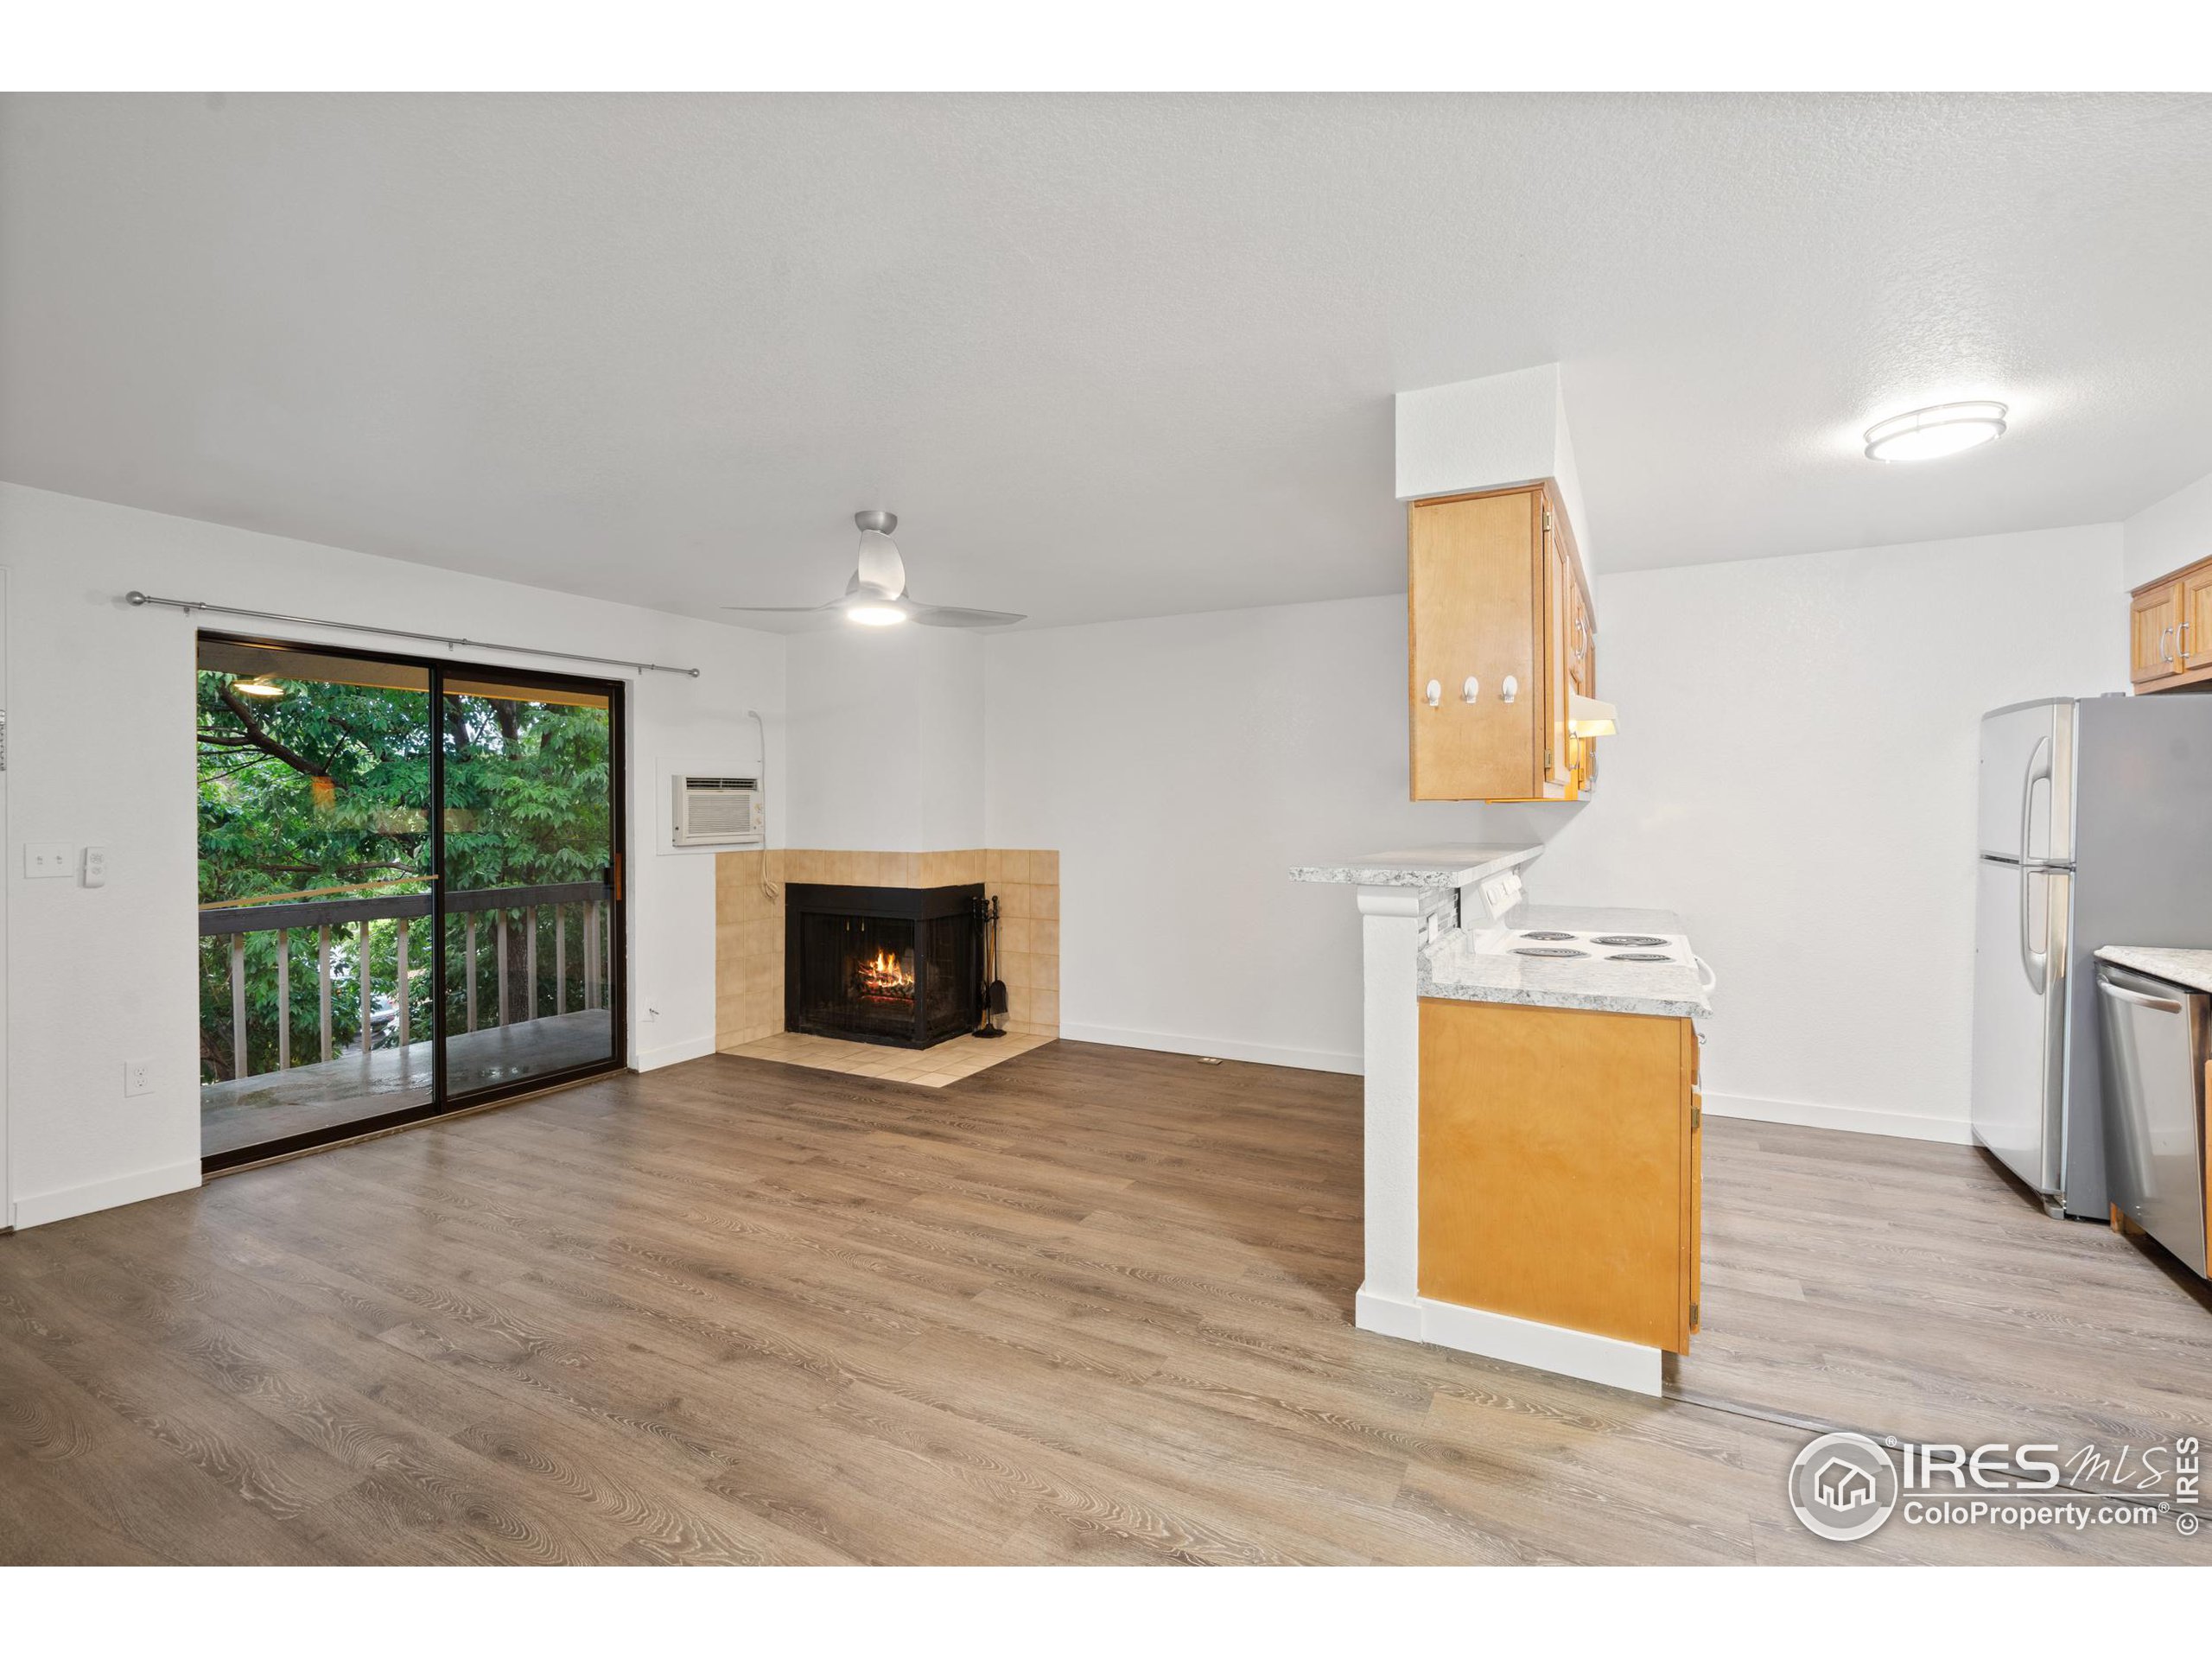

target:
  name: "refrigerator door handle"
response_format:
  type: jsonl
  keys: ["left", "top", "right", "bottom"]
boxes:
{"left": 2018, "top": 735, "right": 2052, "bottom": 994}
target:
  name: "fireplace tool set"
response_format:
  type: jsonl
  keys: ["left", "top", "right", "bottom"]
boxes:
{"left": 975, "top": 893, "right": 1008, "bottom": 1039}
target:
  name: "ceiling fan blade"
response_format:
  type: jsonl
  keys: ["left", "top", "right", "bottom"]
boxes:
{"left": 909, "top": 602, "right": 1026, "bottom": 629}
{"left": 720, "top": 601, "right": 837, "bottom": 613}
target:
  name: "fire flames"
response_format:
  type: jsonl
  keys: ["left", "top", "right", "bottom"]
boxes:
{"left": 856, "top": 947, "right": 914, "bottom": 1001}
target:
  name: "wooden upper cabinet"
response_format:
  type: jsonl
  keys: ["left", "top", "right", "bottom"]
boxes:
{"left": 1567, "top": 571, "right": 1593, "bottom": 697}
{"left": 2183, "top": 564, "right": 2212, "bottom": 673}
{"left": 2132, "top": 581, "right": 2183, "bottom": 685}
{"left": 1541, "top": 513, "right": 1573, "bottom": 792}
{"left": 1408, "top": 481, "right": 1593, "bottom": 802}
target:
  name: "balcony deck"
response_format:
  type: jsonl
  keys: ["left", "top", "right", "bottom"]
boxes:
{"left": 199, "top": 1008, "right": 615, "bottom": 1158}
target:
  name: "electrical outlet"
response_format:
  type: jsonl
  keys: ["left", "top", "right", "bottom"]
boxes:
{"left": 23, "top": 842, "right": 73, "bottom": 879}
{"left": 81, "top": 845, "right": 108, "bottom": 888}
{"left": 124, "top": 1058, "right": 153, "bottom": 1097}
{"left": 1478, "top": 872, "right": 1524, "bottom": 918}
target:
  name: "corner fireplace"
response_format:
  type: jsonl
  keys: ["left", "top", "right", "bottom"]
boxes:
{"left": 784, "top": 883, "right": 984, "bottom": 1049}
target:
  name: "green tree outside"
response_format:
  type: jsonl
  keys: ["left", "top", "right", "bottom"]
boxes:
{"left": 198, "top": 669, "right": 612, "bottom": 1083}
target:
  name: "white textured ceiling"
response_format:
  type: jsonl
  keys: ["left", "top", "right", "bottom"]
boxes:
{"left": 4, "top": 92, "right": 2211, "bottom": 627}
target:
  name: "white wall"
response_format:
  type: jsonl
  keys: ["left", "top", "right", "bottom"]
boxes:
{"left": 0, "top": 483, "right": 782, "bottom": 1227}
{"left": 982, "top": 524, "right": 2128, "bottom": 1137}
{"left": 1394, "top": 363, "right": 1592, "bottom": 575}
{"left": 786, "top": 626, "right": 983, "bottom": 850}
{"left": 984, "top": 595, "right": 1514, "bottom": 1071}
{"left": 2124, "top": 464, "right": 2212, "bottom": 589}
{"left": 1528, "top": 523, "right": 2126, "bottom": 1141}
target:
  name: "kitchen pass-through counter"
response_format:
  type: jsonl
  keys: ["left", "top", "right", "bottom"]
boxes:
{"left": 1294, "top": 847, "right": 1713, "bottom": 1395}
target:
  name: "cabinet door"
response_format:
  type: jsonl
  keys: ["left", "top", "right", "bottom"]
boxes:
{"left": 2132, "top": 581, "right": 2183, "bottom": 684}
{"left": 1408, "top": 492, "right": 1540, "bottom": 800}
{"left": 1683, "top": 1022, "right": 1702, "bottom": 1343}
{"left": 2183, "top": 565, "right": 2212, "bottom": 672}
{"left": 1420, "top": 998, "right": 1691, "bottom": 1351}
{"left": 1567, "top": 575, "right": 1592, "bottom": 697}
{"left": 1541, "top": 512, "right": 1573, "bottom": 791}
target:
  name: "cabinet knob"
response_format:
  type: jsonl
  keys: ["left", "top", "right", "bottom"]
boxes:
{"left": 1424, "top": 678, "right": 1442, "bottom": 709}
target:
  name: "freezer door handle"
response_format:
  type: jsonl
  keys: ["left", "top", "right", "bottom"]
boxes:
{"left": 2018, "top": 735, "right": 2052, "bottom": 994}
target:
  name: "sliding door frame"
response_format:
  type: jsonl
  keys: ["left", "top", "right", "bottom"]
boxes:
{"left": 198, "top": 629, "right": 628, "bottom": 1174}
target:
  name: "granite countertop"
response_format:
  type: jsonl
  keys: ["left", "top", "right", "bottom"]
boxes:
{"left": 1289, "top": 843, "right": 1541, "bottom": 889}
{"left": 2094, "top": 946, "right": 2212, "bottom": 997}
{"left": 1418, "top": 904, "right": 1713, "bottom": 1019}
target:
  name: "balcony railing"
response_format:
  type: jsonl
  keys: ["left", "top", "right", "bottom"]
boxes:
{"left": 199, "top": 880, "right": 612, "bottom": 1082}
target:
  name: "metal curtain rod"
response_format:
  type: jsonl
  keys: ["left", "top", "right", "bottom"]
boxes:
{"left": 124, "top": 591, "right": 702, "bottom": 677}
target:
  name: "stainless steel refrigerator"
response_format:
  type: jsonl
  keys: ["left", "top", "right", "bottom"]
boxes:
{"left": 1972, "top": 695, "right": 2212, "bottom": 1220}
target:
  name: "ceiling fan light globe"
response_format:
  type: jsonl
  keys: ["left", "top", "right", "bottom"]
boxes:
{"left": 848, "top": 603, "right": 908, "bottom": 627}
{"left": 855, "top": 529, "right": 906, "bottom": 596}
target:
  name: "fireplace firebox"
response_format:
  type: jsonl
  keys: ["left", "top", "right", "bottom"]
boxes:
{"left": 784, "top": 883, "right": 985, "bottom": 1049}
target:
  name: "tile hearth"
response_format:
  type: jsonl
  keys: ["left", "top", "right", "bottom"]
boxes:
{"left": 719, "top": 1028, "right": 1052, "bottom": 1088}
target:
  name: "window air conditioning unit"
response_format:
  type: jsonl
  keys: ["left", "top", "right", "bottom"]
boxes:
{"left": 672, "top": 775, "right": 765, "bottom": 848}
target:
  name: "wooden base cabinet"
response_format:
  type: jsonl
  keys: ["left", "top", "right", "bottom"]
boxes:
{"left": 1408, "top": 481, "right": 1596, "bottom": 801}
{"left": 1418, "top": 998, "right": 1701, "bottom": 1354}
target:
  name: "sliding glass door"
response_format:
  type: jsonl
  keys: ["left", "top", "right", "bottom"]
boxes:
{"left": 437, "top": 672, "right": 621, "bottom": 1102}
{"left": 197, "top": 635, "right": 624, "bottom": 1169}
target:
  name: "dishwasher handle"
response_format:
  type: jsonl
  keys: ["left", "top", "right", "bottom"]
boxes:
{"left": 2100, "top": 981, "right": 2185, "bottom": 1014}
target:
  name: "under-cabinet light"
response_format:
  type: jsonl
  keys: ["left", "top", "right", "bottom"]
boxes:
{"left": 1568, "top": 693, "right": 1617, "bottom": 737}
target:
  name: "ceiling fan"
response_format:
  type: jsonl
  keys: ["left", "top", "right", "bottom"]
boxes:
{"left": 723, "top": 511, "right": 1025, "bottom": 629}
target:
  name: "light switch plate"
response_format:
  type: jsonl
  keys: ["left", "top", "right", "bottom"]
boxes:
{"left": 24, "top": 842, "right": 73, "bottom": 879}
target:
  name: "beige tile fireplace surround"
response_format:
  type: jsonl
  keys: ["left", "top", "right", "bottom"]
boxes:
{"left": 715, "top": 849, "right": 1060, "bottom": 1066}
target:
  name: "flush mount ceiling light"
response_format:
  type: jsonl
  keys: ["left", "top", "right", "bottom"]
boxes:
{"left": 231, "top": 676, "right": 285, "bottom": 698}
{"left": 723, "top": 511, "right": 1027, "bottom": 630}
{"left": 1863, "top": 400, "right": 2008, "bottom": 462}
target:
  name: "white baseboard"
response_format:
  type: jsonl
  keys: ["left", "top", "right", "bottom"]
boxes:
{"left": 1058, "top": 1021, "right": 1362, "bottom": 1076}
{"left": 635, "top": 1033, "right": 720, "bottom": 1071}
{"left": 12, "top": 1159, "right": 201, "bottom": 1230}
{"left": 1357, "top": 1285, "right": 1662, "bottom": 1396}
{"left": 1701, "top": 1090, "right": 1974, "bottom": 1146}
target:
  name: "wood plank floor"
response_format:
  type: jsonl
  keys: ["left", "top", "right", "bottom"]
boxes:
{"left": 1681, "top": 1116, "right": 2212, "bottom": 1458}
{"left": 3, "top": 1042, "right": 2204, "bottom": 1564}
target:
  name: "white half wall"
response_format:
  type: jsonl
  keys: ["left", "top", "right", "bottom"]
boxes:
{"left": 981, "top": 522, "right": 2127, "bottom": 1138}
{"left": 2124, "top": 464, "right": 2212, "bottom": 589}
{"left": 0, "top": 482, "right": 782, "bottom": 1227}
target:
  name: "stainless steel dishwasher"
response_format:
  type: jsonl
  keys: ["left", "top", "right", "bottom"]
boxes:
{"left": 2095, "top": 962, "right": 2209, "bottom": 1277}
